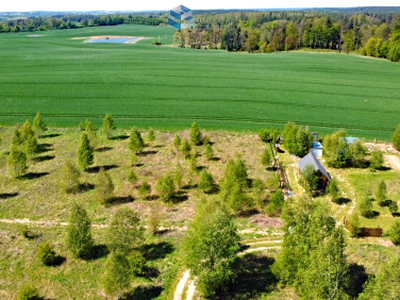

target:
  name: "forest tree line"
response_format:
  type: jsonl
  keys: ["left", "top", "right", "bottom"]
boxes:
{"left": 0, "top": 13, "right": 167, "bottom": 33}
{"left": 174, "top": 10, "right": 400, "bottom": 62}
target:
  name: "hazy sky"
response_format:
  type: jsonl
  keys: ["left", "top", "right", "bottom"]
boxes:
{"left": 1, "top": 0, "right": 399, "bottom": 12}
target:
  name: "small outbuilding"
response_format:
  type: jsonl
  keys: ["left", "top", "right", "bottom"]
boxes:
{"left": 298, "top": 152, "right": 331, "bottom": 189}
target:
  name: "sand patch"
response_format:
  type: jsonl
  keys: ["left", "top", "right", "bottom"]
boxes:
{"left": 71, "top": 35, "right": 150, "bottom": 44}
{"left": 27, "top": 34, "right": 43, "bottom": 37}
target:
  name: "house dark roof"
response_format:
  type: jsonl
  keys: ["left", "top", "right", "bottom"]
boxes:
{"left": 298, "top": 152, "right": 331, "bottom": 181}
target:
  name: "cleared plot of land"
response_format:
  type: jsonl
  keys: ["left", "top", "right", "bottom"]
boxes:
{"left": 0, "top": 25, "right": 400, "bottom": 140}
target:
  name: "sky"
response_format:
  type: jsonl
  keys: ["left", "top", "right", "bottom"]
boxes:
{"left": 1, "top": 0, "right": 399, "bottom": 12}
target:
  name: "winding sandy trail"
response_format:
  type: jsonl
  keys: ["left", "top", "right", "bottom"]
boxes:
{"left": 173, "top": 270, "right": 190, "bottom": 300}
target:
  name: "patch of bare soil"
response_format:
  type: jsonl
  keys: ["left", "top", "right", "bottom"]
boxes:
{"left": 384, "top": 155, "right": 400, "bottom": 170}
{"left": 250, "top": 214, "right": 284, "bottom": 229}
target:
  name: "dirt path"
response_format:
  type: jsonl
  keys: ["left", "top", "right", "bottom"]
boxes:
{"left": 174, "top": 270, "right": 191, "bottom": 300}
{"left": 384, "top": 155, "right": 400, "bottom": 170}
{"left": 186, "top": 278, "right": 197, "bottom": 300}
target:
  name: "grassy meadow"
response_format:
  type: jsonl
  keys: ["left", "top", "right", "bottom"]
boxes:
{"left": 0, "top": 25, "right": 400, "bottom": 140}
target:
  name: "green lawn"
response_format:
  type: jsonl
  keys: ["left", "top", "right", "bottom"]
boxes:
{"left": 1, "top": 25, "right": 400, "bottom": 140}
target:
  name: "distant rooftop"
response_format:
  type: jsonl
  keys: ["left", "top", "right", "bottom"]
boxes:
{"left": 298, "top": 152, "right": 331, "bottom": 181}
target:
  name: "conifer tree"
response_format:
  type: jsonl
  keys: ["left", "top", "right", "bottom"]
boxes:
{"left": 173, "top": 134, "right": 181, "bottom": 151}
{"left": 103, "top": 250, "right": 131, "bottom": 297}
{"left": 376, "top": 180, "right": 387, "bottom": 205}
{"left": 205, "top": 144, "right": 214, "bottom": 160}
{"left": 85, "top": 119, "right": 98, "bottom": 148}
{"left": 128, "top": 128, "right": 144, "bottom": 154}
{"left": 8, "top": 147, "right": 27, "bottom": 178}
{"left": 96, "top": 168, "right": 114, "bottom": 204}
{"left": 33, "top": 112, "right": 47, "bottom": 137}
{"left": 261, "top": 148, "right": 272, "bottom": 167}
{"left": 190, "top": 122, "right": 202, "bottom": 145}
{"left": 61, "top": 160, "right": 81, "bottom": 193}
{"left": 102, "top": 114, "right": 116, "bottom": 139}
{"left": 147, "top": 128, "right": 155, "bottom": 143}
{"left": 77, "top": 132, "right": 94, "bottom": 171}
{"left": 180, "top": 138, "right": 191, "bottom": 158}
{"left": 66, "top": 203, "right": 93, "bottom": 258}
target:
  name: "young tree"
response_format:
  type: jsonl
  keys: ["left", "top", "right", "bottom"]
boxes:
{"left": 17, "top": 284, "right": 41, "bottom": 300}
{"left": 205, "top": 144, "right": 214, "bottom": 160}
{"left": 347, "top": 213, "right": 360, "bottom": 237}
{"left": 155, "top": 174, "right": 175, "bottom": 202}
{"left": 147, "top": 128, "right": 155, "bottom": 143}
{"left": 102, "top": 113, "right": 116, "bottom": 139}
{"left": 388, "top": 220, "right": 400, "bottom": 245}
{"left": 198, "top": 170, "right": 215, "bottom": 193}
{"left": 107, "top": 208, "right": 143, "bottom": 254}
{"left": 84, "top": 119, "right": 98, "bottom": 148}
{"left": 348, "top": 140, "right": 367, "bottom": 168}
{"left": 61, "top": 160, "right": 80, "bottom": 193}
{"left": 300, "top": 163, "right": 318, "bottom": 194}
{"left": 376, "top": 180, "right": 387, "bottom": 205}
{"left": 359, "top": 256, "right": 400, "bottom": 299}
{"left": 390, "top": 201, "right": 399, "bottom": 215}
{"left": 77, "top": 132, "right": 94, "bottom": 171}
{"left": 96, "top": 168, "right": 114, "bottom": 204}
{"left": 103, "top": 250, "right": 131, "bottom": 297}
{"left": 369, "top": 150, "right": 384, "bottom": 170}
{"left": 25, "top": 135, "right": 39, "bottom": 160}
{"left": 66, "top": 203, "right": 93, "bottom": 259}
{"left": 127, "top": 169, "right": 138, "bottom": 185}
{"left": 266, "top": 190, "right": 285, "bottom": 216}
{"left": 138, "top": 180, "right": 151, "bottom": 198}
{"left": 327, "top": 178, "right": 340, "bottom": 202}
{"left": 180, "top": 138, "right": 191, "bottom": 158}
{"left": 323, "top": 129, "right": 349, "bottom": 168}
{"left": 11, "top": 127, "right": 24, "bottom": 149}
{"left": 173, "top": 134, "right": 181, "bottom": 151}
{"left": 182, "top": 199, "right": 239, "bottom": 298}
{"left": 128, "top": 128, "right": 144, "bottom": 155}
{"left": 393, "top": 123, "right": 400, "bottom": 151}
{"left": 261, "top": 148, "right": 272, "bottom": 167}
{"left": 189, "top": 122, "right": 202, "bottom": 145}
{"left": 174, "top": 163, "right": 183, "bottom": 189}
{"left": 358, "top": 194, "right": 373, "bottom": 218}
{"left": 8, "top": 147, "right": 27, "bottom": 178}
{"left": 33, "top": 112, "right": 47, "bottom": 137}
{"left": 148, "top": 205, "right": 162, "bottom": 235}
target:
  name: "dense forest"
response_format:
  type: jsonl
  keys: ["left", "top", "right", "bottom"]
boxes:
{"left": 175, "top": 8, "right": 400, "bottom": 62}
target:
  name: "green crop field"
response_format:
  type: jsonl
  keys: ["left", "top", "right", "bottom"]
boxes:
{"left": 1, "top": 24, "right": 400, "bottom": 140}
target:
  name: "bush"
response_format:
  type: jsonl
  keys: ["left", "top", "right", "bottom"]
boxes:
{"left": 376, "top": 180, "right": 387, "bottom": 205}
{"left": 61, "top": 160, "right": 80, "bottom": 193}
{"left": 127, "top": 169, "right": 138, "bottom": 185}
{"left": 327, "top": 178, "right": 340, "bottom": 202}
{"left": 155, "top": 174, "right": 175, "bottom": 202}
{"left": 37, "top": 242, "right": 58, "bottom": 266}
{"left": 174, "top": 163, "right": 183, "bottom": 189}
{"left": 347, "top": 213, "right": 360, "bottom": 237}
{"left": 266, "top": 190, "right": 284, "bottom": 216}
{"left": 180, "top": 138, "right": 191, "bottom": 158}
{"left": 17, "top": 284, "right": 41, "bottom": 300}
{"left": 77, "top": 132, "right": 94, "bottom": 170}
{"left": 359, "top": 195, "right": 374, "bottom": 218}
{"left": 147, "top": 128, "right": 155, "bottom": 142}
{"left": 103, "top": 251, "right": 131, "bottom": 297}
{"left": 33, "top": 111, "right": 47, "bottom": 137}
{"left": 129, "top": 128, "right": 144, "bottom": 154}
{"left": 261, "top": 148, "right": 272, "bottom": 167}
{"left": 173, "top": 134, "right": 181, "bottom": 151}
{"left": 138, "top": 181, "right": 151, "bottom": 198}
{"left": 128, "top": 250, "right": 146, "bottom": 276}
{"left": 8, "top": 147, "right": 27, "bottom": 178}
{"left": 96, "top": 168, "right": 114, "bottom": 204}
{"left": 369, "top": 151, "right": 384, "bottom": 170}
{"left": 299, "top": 164, "right": 318, "bottom": 194}
{"left": 258, "top": 128, "right": 271, "bottom": 142}
{"left": 205, "top": 144, "right": 214, "bottom": 160}
{"left": 390, "top": 201, "right": 399, "bottom": 215}
{"left": 102, "top": 113, "right": 116, "bottom": 139}
{"left": 198, "top": 170, "right": 215, "bottom": 193}
{"left": 389, "top": 220, "right": 400, "bottom": 245}
{"left": 148, "top": 205, "right": 161, "bottom": 235}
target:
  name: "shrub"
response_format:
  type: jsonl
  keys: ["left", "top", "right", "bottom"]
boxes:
{"left": 37, "top": 242, "right": 57, "bottom": 266}
{"left": 17, "top": 284, "right": 41, "bottom": 300}
{"left": 174, "top": 163, "right": 183, "bottom": 189}
{"left": 147, "top": 128, "right": 155, "bottom": 142}
{"left": 347, "top": 213, "right": 360, "bottom": 237}
{"left": 390, "top": 201, "right": 399, "bottom": 215}
{"left": 138, "top": 181, "right": 151, "bottom": 198}
{"left": 103, "top": 251, "right": 131, "bottom": 297}
{"left": 369, "top": 151, "right": 384, "bottom": 170}
{"left": 389, "top": 220, "right": 400, "bottom": 245}
{"left": 266, "top": 190, "right": 284, "bottom": 216}
{"left": 376, "top": 180, "right": 387, "bottom": 205}
{"left": 258, "top": 128, "right": 271, "bottom": 142}
{"left": 299, "top": 164, "right": 318, "bottom": 194}
{"left": 190, "top": 122, "right": 202, "bottom": 145}
{"left": 61, "top": 160, "right": 80, "bottom": 193}
{"left": 203, "top": 135, "right": 210, "bottom": 145}
{"left": 327, "top": 178, "right": 340, "bottom": 202}
{"left": 261, "top": 148, "right": 272, "bottom": 167}
{"left": 190, "top": 152, "right": 198, "bottom": 172}
{"left": 173, "top": 134, "right": 181, "bottom": 151}
{"left": 96, "top": 168, "right": 114, "bottom": 204}
{"left": 252, "top": 178, "right": 267, "bottom": 209}
{"left": 205, "top": 144, "right": 214, "bottom": 160}
{"left": 148, "top": 205, "right": 161, "bottom": 235}
{"left": 84, "top": 119, "right": 98, "bottom": 148}
{"left": 128, "top": 250, "right": 146, "bottom": 276}
{"left": 198, "top": 170, "right": 214, "bottom": 193}
{"left": 66, "top": 203, "right": 93, "bottom": 259}
{"left": 180, "top": 138, "right": 191, "bottom": 158}
{"left": 358, "top": 195, "right": 373, "bottom": 218}
{"left": 155, "top": 174, "right": 175, "bottom": 203}
{"left": 127, "top": 169, "right": 138, "bottom": 185}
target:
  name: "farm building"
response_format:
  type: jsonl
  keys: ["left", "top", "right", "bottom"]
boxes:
{"left": 298, "top": 152, "right": 331, "bottom": 189}
{"left": 168, "top": 5, "right": 195, "bottom": 30}
{"left": 310, "top": 141, "right": 323, "bottom": 157}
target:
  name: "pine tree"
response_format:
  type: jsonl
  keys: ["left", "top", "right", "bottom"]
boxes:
{"left": 147, "top": 128, "right": 155, "bottom": 142}
{"left": 85, "top": 119, "right": 98, "bottom": 148}
{"left": 128, "top": 128, "right": 144, "bottom": 154}
{"left": 180, "top": 138, "right": 191, "bottom": 158}
{"left": 205, "top": 144, "right": 214, "bottom": 160}
{"left": 96, "top": 168, "right": 114, "bottom": 204}
{"left": 102, "top": 113, "right": 116, "bottom": 139}
{"left": 261, "top": 148, "right": 272, "bottom": 167}
{"left": 369, "top": 150, "right": 384, "bottom": 170}
{"left": 61, "top": 160, "right": 80, "bottom": 193}
{"left": 77, "top": 132, "right": 94, "bottom": 170}
{"left": 173, "top": 134, "right": 181, "bottom": 151}
{"left": 376, "top": 180, "right": 387, "bottom": 205}
{"left": 198, "top": 170, "right": 214, "bottom": 193}
{"left": 33, "top": 112, "right": 47, "bottom": 137}
{"left": 155, "top": 174, "right": 175, "bottom": 202}
{"left": 66, "top": 203, "right": 93, "bottom": 259}
{"left": 190, "top": 122, "right": 202, "bottom": 145}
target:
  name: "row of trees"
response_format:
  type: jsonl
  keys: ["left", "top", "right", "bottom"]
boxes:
{"left": 0, "top": 13, "right": 167, "bottom": 33}
{"left": 175, "top": 10, "right": 400, "bottom": 62}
